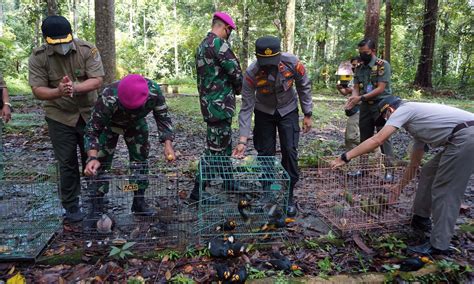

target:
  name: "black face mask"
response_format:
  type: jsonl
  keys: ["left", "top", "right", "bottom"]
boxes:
{"left": 359, "top": 53, "right": 372, "bottom": 65}
{"left": 261, "top": 65, "right": 277, "bottom": 74}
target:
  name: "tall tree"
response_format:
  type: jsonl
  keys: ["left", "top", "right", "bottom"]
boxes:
{"left": 414, "top": 0, "right": 438, "bottom": 88}
{"left": 284, "top": 0, "right": 296, "bottom": 53}
{"left": 95, "top": 0, "right": 116, "bottom": 85}
{"left": 240, "top": 0, "right": 250, "bottom": 71}
{"left": 47, "top": 0, "right": 58, "bottom": 16}
{"left": 364, "top": 0, "right": 381, "bottom": 50}
{"left": 384, "top": 0, "right": 391, "bottom": 62}
{"left": 173, "top": 0, "right": 179, "bottom": 77}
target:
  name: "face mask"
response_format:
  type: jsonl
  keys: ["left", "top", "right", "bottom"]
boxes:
{"left": 261, "top": 65, "right": 277, "bottom": 74}
{"left": 52, "top": 42, "right": 73, "bottom": 55}
{"left": 359, "top": 53, "right": 372, "bottom": 65}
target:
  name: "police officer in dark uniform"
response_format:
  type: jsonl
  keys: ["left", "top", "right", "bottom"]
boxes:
{"left": 233, "top": 36, "right": 313, "bottom": 216}
{"left": 345, "top": 39, "right": 394, "bottom": 181}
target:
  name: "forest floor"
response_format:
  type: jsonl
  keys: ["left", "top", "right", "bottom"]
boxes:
{"left": 0, "top": 93, "right": 472, "bottom": 283}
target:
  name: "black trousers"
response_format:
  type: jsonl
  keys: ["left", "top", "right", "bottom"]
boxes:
{"left": 46, "top": 117, "right": 87, "bottom": 211}
{"left": 253, "top": 109, "right": 300, "bottom": 192}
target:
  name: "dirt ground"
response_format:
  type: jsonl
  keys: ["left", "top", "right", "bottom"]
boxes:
{"left": 0, "top": 96, "right": 472, "bottom": 283}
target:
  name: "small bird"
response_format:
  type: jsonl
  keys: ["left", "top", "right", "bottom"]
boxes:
{"left": 230, "top": 266, "right": 248, "bottom": 283}
{"left": 209, "top": 238, "right": 231, "bottom": 258}
{"left": 238, "top": 199, "right": 251, "bottom": 221}
{"left": 130, "top": 226, "right": 140, "bottom": 239}
{"left": 223, "top": 234, "right": 235, "bottom": 244}
{"left": 261, "top": 217, "right": 295, "bottom": 231}
{"left": 215, "top": 263, "right": 232, "bottom": 282}
{"left": 96, "top": 214, "right": 114, "bottom": 234}
{"left": 216, "top": 220, "right": 237, "bottom": 232}
{"left": 229, "top": 242, "right": 246, "bottom": 257}
{"left": 267, "top": 204, "right": 284, "bottom": 219}
{"left": 399, "top": 256, "right": 431, "bottom": 272}
{"left": 266, "top": 251, "right": 296, "bottom": 271}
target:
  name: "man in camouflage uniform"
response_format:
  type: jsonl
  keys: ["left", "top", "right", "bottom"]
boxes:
{"left": 28, "top": 16, "right": 104, "bottom": 223}
{"left": 84, "top": 74, "right": 175, "bottom": 217}
{"left": 190, "top": 12, "right": 243, "bottom": 202}
{"left": 233, "top": 36, "right": 313, "bottom": 217}
{"left": 346, "top": 39, "right": 394, "bottom": 181}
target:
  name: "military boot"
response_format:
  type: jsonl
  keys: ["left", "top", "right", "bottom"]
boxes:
{"left": 286, "top": 185, "right": 297, "bottom": 218}
{"left": 131, "top": 190, "right": 155, "bottom": 216}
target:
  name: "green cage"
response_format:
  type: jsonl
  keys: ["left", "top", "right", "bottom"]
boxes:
{"left": 0, "top": 162, "right": 61, "bottom": 261}
{"left": 197, "top": 156, "right": 290, "bottom": 243}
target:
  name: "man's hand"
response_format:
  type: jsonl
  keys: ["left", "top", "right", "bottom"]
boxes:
{"left": 388, "top": 184, "right": 402, "bottom": 203}
{"left": 330, "top": 157, "right": 346, "bottom": 169}
{"left": 1, "top": 105, "right": 11, "bottom": 123}
{"left": 85, "top": 160, "right": 101, "bottom": 176}
{"left": 303, "top": 116, "right": 312, "bottom": 133}
{"left": 163, "top": 140, "right": 176, "bottom": 162}
{"left": 232, "top": 144, "right": 246, "bottom": 159}
{"left": 345, "top": 95, "right": 361, "bottom": 110}
{"left": 58, "top": 76, "right": 73, "bottom": 97}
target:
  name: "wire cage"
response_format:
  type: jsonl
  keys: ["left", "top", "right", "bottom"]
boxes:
{"left": 300, "top": 154, "right": 415, "bottom": 234}
{"left": 197, "top": 156, "right": 290, "bottom": 243}
{"left": 0, "top": 162, "right": 61, "bottom": 261}
{"left": 82, "top": 161, "right": 196, "bottom": 250}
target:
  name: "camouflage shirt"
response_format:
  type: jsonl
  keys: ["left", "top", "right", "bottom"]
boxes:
{"left": 84, "top": 79, "right": 174, "bottom": 151}
{"left": 195, "top": 32, "right": 242, "bottom": 123}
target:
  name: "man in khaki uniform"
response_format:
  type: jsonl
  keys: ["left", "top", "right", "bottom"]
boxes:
{"left": 28, "top": 15, "right": 104, "bottom": 223}
{"left": 0, "top": 72, "right": 12, "bottom": 164}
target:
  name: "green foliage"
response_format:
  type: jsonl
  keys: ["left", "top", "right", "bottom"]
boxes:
{"left": 317, "top": 257, "right": 333, "bottom": 279}
{"left": 109, "top": 241, "right": 136, "bottom": 260}
{"left": 375, "top": 235, "right": 407, "bottom": 257}
{"left": 299, "top": 138, "right": 339, "bottom": 168}
{"left": 247, "top": 266, "right": 267, "bottom": 280}
{"left": 169, "top": 273, "right": 195, "bottom": 284}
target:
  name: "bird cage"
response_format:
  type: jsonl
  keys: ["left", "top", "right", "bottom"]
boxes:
{"left": 82, "top": 162, "right": 196, "bottom": 250}
{"left": 0, "top": 162, "right": 62, "bottom": 261}
{"left": 197, "top": 156, "right": 290, "bottom": 243}
{"left": 300, "top": 154, "right": 415, "bottom": 234}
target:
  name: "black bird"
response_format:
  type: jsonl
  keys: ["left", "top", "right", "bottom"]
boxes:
{"left": 399, "top": 256, "right": 431, "bottom": 272}
{"left": 238, "top": 199, "right": 251, "bottom": 221}
{"left": 267, "top": 204, "right": 284, "bottom": 219}
{"left": 230, "top": 266, "right": 248, "bottom": 283}
{"left": 215, "top": 263, "right": 232, "bottom": 282}
{"left": 216, "top": 220, "right": 237, "bottom": 232}
{"left": 229, "top": 242, "right": 246, "bottom": 256}
{"left": 209, "top": 238, "right": 230, "bottom": 258}
{"left": 266, "top": 251, "right": 299, "bottom": 271}
{"left": 261, "top": 217, "right": 295, "bottom": 231}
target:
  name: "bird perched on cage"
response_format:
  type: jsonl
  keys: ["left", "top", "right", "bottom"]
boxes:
{"left": 238, "top": 199, "right": 251, "bottom": 221}
{"left": 216, "top": 219, "right": 237, "bottom": 232}
{"left": 265, "top": 251, "right": 301, "bottom": 271}
{"left": 215, "top": 263, "right": 232, "bottom": 282}
{"left": 96, "top": 214, "right": 114, "bottom": 234}
{"left": 398, "top": 256, "right": 432, "bottom": 272}
{"left": 230, "top": 266, "right": 248, "bottom": 283}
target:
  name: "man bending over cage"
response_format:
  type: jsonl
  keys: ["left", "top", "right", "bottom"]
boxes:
{"left": 83, "top": 74, "right": 175, "bottom": 219}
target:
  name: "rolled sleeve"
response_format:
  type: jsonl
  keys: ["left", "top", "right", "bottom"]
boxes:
{"left": 294, "top": 61, "right": 313, "bottom": 115}
{"left": 238, "top": 74, "right": 256, "bottom": 137}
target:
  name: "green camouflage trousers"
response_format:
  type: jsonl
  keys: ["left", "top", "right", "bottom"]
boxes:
{"left": 205, "top": 118, "right": 232, "bottom": 156}
{"left": 95, "top": 119, "right": 150, "bottom": 194}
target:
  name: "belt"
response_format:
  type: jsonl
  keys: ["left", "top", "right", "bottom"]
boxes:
{"left": 452, "top": 120, "right": 474, "bottom": 135}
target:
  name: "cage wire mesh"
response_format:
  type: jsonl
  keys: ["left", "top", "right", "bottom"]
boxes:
{"left": 82, "top": 161, "right": 196, "bottom": 250}
{"left": 301, "top": 154, "right": 415, "bottom": 234}
{"left": 0, "top": 162, "right": 61, "bottom": 261}
{"left": 197, "top": 156, "right": 290, "bottom": 243}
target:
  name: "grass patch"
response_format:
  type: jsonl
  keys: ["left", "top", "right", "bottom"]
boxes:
{"left": 37, "top": 249, "right": 83, "bottom": 266}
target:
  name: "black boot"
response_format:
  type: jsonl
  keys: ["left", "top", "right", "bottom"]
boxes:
{"left": 131, "top": 190, "right": 155, "bottom": 216}
{"left": 189, "top": 180, "right": 222, "bottom": 204}
{"left": 410, "top": 215, "right": 432, "bottom": 232}
{"left": 286, "top": 184, "right": 297, "bottom": 217}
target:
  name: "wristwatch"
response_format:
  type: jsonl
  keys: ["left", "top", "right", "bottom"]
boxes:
{"left": 4, "top": 102, "right": 11, "bottom": 108}
{"left": 86, "top": 156, "right": 98, "bottom": 164}
{"left": 341, "top": 152, "right": 351, "bottom": 163}
{"left": 304, "top": 111, "right": 312, "bottom": 117}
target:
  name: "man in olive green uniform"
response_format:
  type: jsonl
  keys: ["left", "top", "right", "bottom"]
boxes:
{"left": 346, "top": 39, "right": 394, "bottom": 181}
{"left": 28, "top": 16, "right": 104, "bottom": 222}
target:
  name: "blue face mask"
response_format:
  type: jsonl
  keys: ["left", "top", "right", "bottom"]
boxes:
{"left": 52, "top": 42, "right": 73, "bottom": 55}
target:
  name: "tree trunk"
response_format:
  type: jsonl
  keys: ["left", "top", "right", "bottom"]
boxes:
{"left": 414, "top": 0, "right": 438, "bottom": 88}
{"left": 284, "top": 0, "right": 296, "bottom": 53}
{"left": 240, "top": 0, "right": 249, "bottom": 71}
{"left": 173, "top": 0, "right": 179, "bottom": 77}
{"left": 384, "top": 0, "right": 391, "bottom": 62}
{"left": 0, "top": 1, "right": 4, "bottom": 37}
{"left": 47, "top": 0, "right": 58, "bottom": 16}
{"left": 439, "top": 14, "right": 449, "bottom": 77}
{"left": 95, "top": 0, "right": 116, "bottom": 85}
{"left": 364, "top": 0, "right": 381, "bottom": 50}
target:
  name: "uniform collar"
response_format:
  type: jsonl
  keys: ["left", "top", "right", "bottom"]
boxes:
{"left": 368, "top": 56, "right": 378, "bottom": 68}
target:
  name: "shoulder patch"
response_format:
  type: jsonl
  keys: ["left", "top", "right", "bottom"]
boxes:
{"left": 90, "top": 47, "right": 101, "bottom": 62}
{"left": 378, "top": 66, "right": 385, "bottom": 76}
{"left": 295, "top": 61, "right": 306, "bottom": 76}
